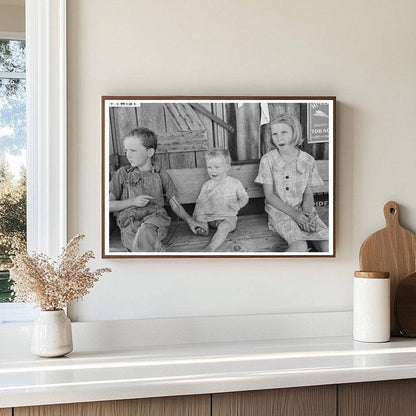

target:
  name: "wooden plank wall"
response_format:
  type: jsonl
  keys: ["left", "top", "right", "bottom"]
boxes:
{"left": 110, "top": 104, "right": 211, "bottom": 171}
{"left": 109, "top": 103, "right": 327, "bottom": 172}
{"left": 196, "top": 103, "right": 235, "bottom": 162}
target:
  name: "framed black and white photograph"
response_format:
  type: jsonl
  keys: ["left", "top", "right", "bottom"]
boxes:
{"left": 102, "top": 96, "right": 336, "bottom": 258}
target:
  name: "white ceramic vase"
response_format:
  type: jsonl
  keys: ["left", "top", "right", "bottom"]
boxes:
{"left": 31, "top": 310, "right": 73, "bottom": 357}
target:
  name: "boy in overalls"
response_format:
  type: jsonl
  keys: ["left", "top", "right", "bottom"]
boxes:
{"left": 109, "top": 128, "right": 200, "bottom": 252}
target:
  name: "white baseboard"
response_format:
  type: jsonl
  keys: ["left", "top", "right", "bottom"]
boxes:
{"left": 0, "top": 311, "right": 352, "bottom": 353}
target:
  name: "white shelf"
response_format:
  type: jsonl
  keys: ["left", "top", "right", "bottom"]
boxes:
{"left": 2, "top": 335, "right": 416, "bottom": 408}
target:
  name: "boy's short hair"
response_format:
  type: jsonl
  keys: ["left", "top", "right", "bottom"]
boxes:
{"left": 270, "top": 114, "right": 303, "bottom": 146}
{"left": 205, "top": 148, "right": 232, "bottom": 165}
{"left": 123, "top": 127, "right": 158, "bottom": 151}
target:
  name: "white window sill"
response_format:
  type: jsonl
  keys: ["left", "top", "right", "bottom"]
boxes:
{"left": 0, "top": 303, "right": 35, "bottom": 324}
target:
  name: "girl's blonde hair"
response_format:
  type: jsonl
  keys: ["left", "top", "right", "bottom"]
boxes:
{"left": 205, "top": 148, "right": 232, "bottom": 165}
{"left": 270, "top": 114, "right": 303, "bottom": 146}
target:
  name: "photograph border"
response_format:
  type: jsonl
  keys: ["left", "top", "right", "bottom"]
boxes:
{"left": 101, "top": 96, "right": 336, "bottom": 258}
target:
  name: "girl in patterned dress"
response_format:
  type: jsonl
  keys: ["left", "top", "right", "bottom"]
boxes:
{"left": 255, "top": 114, "right": 329, "bottom": 252}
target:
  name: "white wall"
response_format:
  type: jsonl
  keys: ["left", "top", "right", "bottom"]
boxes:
{"left": 0, "top": 3, "right": 24, "bottom": 33}
{"left": 67, "top": 0, "right": 416, "bottom": 322}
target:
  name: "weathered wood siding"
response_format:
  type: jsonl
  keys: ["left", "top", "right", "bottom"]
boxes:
{"left": 109, "top": 103, "right": 328, "bottom": 172}
{"left": 109, "top": 104, "right": 209, "bottom": 171}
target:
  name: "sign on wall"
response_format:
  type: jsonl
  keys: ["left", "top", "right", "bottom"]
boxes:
{"left": 307, "top": 103, "right": 330, "bottom": 143}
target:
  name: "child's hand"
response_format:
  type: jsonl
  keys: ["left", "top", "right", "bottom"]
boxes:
{"left": 293, "top": 211, "right": 317, "bottom": 232}
{"left": 187, "top": 218, "right": 206, "bottom": 235}
{"left": 300, "top": 221, "right": 315, "bottom": 232}
{"left": 300, "top": 222, "right": 312, "bottom": 232}
{"left": 195, "top": 223, "right": 210, "bottom": 237}
{"left": 293, "top": 210, "right": 310, "bottom": 229}
{"left": 301, "top": 211, "right": 318, "bottom": 232}
{"left": 133, "top": 195, "right": 153, "bottom": 207}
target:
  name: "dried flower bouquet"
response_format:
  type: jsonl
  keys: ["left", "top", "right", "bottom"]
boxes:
{"left": 10, "top": 234, "right": 111, "bottom": 311}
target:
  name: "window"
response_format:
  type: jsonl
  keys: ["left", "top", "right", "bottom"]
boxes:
{"left": 0, "top": 34, "right": 26, "bottom": 306}
{"left": 0, "top": 0, "right": 67, "bottom": 323}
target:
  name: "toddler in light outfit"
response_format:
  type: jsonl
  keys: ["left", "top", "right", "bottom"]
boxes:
{"left": 255, "top": 114, "right": 329, "bottom": 252}
{"left": 193, "top": 148, "right": 249, "bottom": 252}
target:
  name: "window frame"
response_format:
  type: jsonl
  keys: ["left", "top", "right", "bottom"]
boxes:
{"left": 0, "top": 0, "right": 67, "bottom": 323}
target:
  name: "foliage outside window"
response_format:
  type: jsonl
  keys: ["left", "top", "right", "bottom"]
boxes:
{"left": 0, "top": 38, "right": 26, "bottom": 302}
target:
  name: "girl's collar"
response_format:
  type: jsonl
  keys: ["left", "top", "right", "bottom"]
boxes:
{"left": 272, "top": 149, "right": 308, "bottom": 173}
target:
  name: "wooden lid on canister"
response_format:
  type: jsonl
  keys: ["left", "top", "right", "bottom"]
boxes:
{"left": 354, "top": 271, "right": 390, "bottom": 279}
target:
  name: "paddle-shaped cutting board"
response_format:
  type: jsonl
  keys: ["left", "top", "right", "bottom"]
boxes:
{"left": 359, "top": 201, "right": 416, "bottom": 336}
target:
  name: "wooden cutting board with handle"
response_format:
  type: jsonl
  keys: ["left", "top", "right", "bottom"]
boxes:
{"left": 359, "top": 201, "right": 416, "bottom": 336}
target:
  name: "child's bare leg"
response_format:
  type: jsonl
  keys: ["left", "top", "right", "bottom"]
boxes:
{"left": 311, "top": 240, "right": 329, "bottom": 252}
{"left": 286, "top": 240, "right": 308, "bottom": 252}
{"left": 133, "top": 223, "right": 162, "bottom": 252}
{"left": 203, "top": 219, "right": 235, "bottom": 252}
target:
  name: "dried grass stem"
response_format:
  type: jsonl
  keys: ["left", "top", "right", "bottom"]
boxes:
{"left": 10, "top": 234, "right": 111, "bottom": 310}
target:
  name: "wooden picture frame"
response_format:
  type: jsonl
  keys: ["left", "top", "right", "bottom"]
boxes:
{"left": 102, "top": 96, "right": 336, "bottom": 258}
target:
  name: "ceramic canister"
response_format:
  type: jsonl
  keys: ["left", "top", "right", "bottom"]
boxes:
{"left": 353, "top": 271, "right": 390, "bottom": 343}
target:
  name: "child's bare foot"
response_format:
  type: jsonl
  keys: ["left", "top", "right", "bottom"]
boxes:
{"left": 201, "top": 244, "right": 215, "bottom": 252}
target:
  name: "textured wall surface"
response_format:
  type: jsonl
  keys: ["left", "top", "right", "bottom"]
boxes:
{"left": 67, "top": 0, "right": 416, "bottom": 321}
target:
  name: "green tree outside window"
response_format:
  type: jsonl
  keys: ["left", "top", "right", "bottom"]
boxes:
{"left": 0, "top": 38, "right": 27, "bottom": 302}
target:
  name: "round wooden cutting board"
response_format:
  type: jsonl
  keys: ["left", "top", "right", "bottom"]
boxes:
{"left": 359, "top": 201, "right": 416, "bottom": 336}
